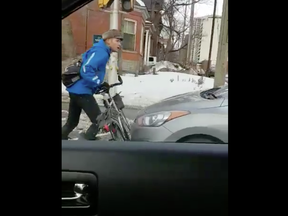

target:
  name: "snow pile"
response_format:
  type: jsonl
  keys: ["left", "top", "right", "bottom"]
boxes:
{"left": 148, "top": 61, "right": 185, "bottom": 73}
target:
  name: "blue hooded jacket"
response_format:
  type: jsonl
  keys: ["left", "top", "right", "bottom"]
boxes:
{"left": 67, "top": 39, "right": 111, "bottom": 95}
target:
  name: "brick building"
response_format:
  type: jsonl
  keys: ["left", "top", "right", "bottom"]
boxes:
{"left": 64, "top": 0, "right": 154, "bottom": 73}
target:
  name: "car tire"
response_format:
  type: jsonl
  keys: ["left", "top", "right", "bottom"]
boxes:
{"left": 180, "top": 135, "right": 223, "bottom": 144}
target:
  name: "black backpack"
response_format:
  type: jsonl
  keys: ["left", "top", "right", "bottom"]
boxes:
{"left": 62, "top": 60, "right": 82, "bottom": 87}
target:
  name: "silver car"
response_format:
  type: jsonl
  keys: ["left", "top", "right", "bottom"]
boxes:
{"left": 131, "top": 85, "right": 228, "bottom": 143}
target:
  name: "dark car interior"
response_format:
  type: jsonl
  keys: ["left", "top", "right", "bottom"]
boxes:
{"left": 61, "top": 1, "right": 228, "bottom": 216}
{"left": 62, "top": 141, "right": 228, "bottom": 216}
{"left": 62, "top": 0, "right": 93, "bottom": 19}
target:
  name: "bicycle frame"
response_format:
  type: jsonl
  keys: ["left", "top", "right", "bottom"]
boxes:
{"left": 94, "top": 75, "right": 131, "bottom": 140}
{"left": 100, "top": 91, "right": 130, "bottom": 138}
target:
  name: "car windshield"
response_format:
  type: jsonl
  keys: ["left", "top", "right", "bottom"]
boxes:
{"left": 62, "top": 0, "right": 228, "bottom": 144}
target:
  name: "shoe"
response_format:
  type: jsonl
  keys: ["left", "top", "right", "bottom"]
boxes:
{"left": 79, "top": 131, "right": 101, "bottom": 140}
{"left": 62, "top": 135, "right": 73, "bottom": 140}
{"left": 62, "top": 135, "right": 69, "bottom": 140}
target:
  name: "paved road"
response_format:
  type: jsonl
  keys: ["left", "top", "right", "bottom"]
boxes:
{"left": 62, "top": 102, "right": 141, "bottom": 140}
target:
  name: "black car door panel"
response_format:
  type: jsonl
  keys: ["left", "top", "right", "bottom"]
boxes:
{"left": 62, "top": 141, "right": 228, "bottom": 216}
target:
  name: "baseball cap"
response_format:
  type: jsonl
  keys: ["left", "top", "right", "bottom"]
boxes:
{"left": 102, "top": 29, "right": 123, "bottom": 41}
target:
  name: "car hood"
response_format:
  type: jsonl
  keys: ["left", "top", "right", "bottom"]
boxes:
{"left": 136, "top": 91, "right": 225, "bottom": 117}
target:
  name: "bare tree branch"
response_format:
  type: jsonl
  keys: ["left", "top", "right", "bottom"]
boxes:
{"left": 159, "top": 0, "right": 209, "bottom": 61}
{"left": 169, "top": 43, "right": 188, "bottom": 53}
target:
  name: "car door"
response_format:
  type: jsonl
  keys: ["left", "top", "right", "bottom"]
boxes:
{"left": 62, "top": 141, "right": 228, "bottom": 216}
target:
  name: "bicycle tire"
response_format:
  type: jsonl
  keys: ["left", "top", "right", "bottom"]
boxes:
{"left": 119, "top": 115, "right": 131, "bottom": 140}
{"left": 113, "top": 113, "right": 131, "bottom": 141}
{"left": 120, "top": 110, "right": 131, "bottom": 130}
{"left": 109, "top": 118, "right": 126, "bottom": 141}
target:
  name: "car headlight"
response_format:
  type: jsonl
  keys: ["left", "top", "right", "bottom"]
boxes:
{"left": 136, "top": 111, "right": 190, "bottom": 127}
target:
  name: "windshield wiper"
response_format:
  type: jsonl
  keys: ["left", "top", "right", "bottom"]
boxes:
{"left": 208, "top": 92, "right": 217, "bottom": 98}
{"left": 203, "top": 92, "right": 217, "bottom": 99}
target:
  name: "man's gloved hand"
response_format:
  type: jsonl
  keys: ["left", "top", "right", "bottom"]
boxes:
{"left": 94, "top": 82, "right": 110, "bottom": 94}
{"left": 101, "top": 82, "right": 110, "bottom": 90}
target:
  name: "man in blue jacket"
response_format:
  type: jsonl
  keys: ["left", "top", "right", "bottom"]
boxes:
{"left": 62, "top": 29, "right": 122, "bottom": 140}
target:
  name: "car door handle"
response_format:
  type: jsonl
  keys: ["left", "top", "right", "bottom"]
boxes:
{"left": 62, "top": 183, "right": 88, "bottom": 200}
{"left": 62, "top": 171, "right": 98, "bottom": 214}
{"left": 62, "top": 193, "right": 82, "bottom": 201}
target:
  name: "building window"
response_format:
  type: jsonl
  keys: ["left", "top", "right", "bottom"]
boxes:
{"left": 123, "top": 19, "right": 137, "bottom": 51}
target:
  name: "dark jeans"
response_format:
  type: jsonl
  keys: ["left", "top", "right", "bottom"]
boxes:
{"left": 62, "top": 93, "right": 102, "bottom": 140}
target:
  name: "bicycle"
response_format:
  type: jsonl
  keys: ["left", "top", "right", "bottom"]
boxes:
{"left": 95, "top": 75, "right": 131, "bottom": 141}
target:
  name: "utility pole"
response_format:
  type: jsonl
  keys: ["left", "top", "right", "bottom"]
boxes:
{"left": 214, "top": 0, "right": 228, "bottom": 87}
{"left": 181, "top": 1, "right": 188, "bottom": 65}
{"left": 182, "top": 1, "right": 188, "bottom": 45}
{"left": 118, "top": 11, "right": 124, "bottom": 75}
{"left": 186, "top": 0, "right": 195, "bottom": 66}
{"left": 205, "top": 0, "right": 217, "bottom": 77}
{"left": 107, "top": 0, "right": 120, "bottom": 97}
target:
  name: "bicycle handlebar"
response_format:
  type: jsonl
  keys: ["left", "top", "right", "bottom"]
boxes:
{"left": 95, "top": 75, "right": 123, "bottom": 94}
{"left": 109, "top": 76, "right": 123, "bottom": 88}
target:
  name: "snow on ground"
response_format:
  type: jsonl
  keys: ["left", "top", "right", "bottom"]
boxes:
{"left": 119, "top": 72, "right": 214, "bottom": 107}
{"left": 62, "top": 72, "right": 214, "bottom": 108}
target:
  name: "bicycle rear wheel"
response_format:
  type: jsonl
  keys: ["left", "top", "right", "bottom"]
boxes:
{"left": 109, "top": 118, "right": 125, "bottom": 141}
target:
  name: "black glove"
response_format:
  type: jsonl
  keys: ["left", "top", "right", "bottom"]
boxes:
{"left": 101, "top": 82, "right": 110, "bottom": 90}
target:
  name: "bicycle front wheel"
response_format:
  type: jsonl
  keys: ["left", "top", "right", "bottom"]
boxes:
{"left": 120, "top": 115, "right": 131, "bottom": 140}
